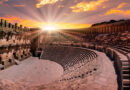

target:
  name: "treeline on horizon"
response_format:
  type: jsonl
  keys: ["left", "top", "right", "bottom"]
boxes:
{"left": 92, "top": 19, "right": 130, "bottom": 27}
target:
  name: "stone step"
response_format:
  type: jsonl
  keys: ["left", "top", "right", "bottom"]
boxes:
{"left": 123, "top": 74, "right": 130, "bottom": 79}
{"left": 122, "top": 61, "right": 129, "bottom": 65}
{"left": 123, "top": 79, "right": 130, "bottom": 84}
{"left": 122, "top": 66, "right": 130, "bottom": 70}
{"left": 124, "top": 46, "right": 130, "bottom": 49}
{"left": 117, "top": 48, "right": 128, "bottom": 54}
{"left": 122, "top": 66, "right": 129, "bottom": 69}
{"left": 120, "top": 48, "right": 130, "bottom": 53}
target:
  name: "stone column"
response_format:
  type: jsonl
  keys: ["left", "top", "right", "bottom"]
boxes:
{"left": 18, "top": 26, "right": 20, "bottom": 32}
{"left": 15, "top": 23, "right": 18, "bottom": 32}
{"left": 20, "top": 25, "right": 23, "bottom": 32}
{"left": 5, "top": 20, "right": 9, "bottom": 31}
{"left": 9, "top": 23, "right": 12, "bottom": 32}
{"left": 12, "top": 25, "right": 15, "bottom": 32}
{"left": 1, "top": 19, "right": 5, "bottom": 31}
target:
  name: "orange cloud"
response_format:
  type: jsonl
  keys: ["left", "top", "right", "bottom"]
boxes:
{"left": 0, "top": 16, "right": 23, "bottom": 23}
{"left": 106, "top": 9, "right": 123, "bottom": 15}
{"left": 126, "top": 10, "right": 130, "bottom": 14}
{"left": 4, "top": 0, "right": 8, "bottom": 1}
{"left": 70, "top": 0, "right": 108, "bottom": 12}
{"left": 117, "top": 3, "right": 126, "bottom": 9}
{"left": 36, "top": 0, "right": 59, "bottom": 8}
{"left": 106, "top": 9, "right": 130, "bottom": 16}
{"left": 106, "top": 2, "right": 130, "bottom": 16}
{"left": 0, "top": 16, "right": 91, "bottom": 29}
{"left": 0, "top": 1, "right": 3, "bottom": 4}
{"left": 13, "top": 4, "right": 25, "bottom": 7}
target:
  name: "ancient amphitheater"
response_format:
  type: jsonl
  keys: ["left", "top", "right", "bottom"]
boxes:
{"left": 0, "top": 19, "right": 130, "bottom": 90}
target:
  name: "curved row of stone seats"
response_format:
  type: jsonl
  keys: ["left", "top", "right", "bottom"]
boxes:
{"left": 64, "top": 51, "right": 97, "bottom": 73}
{"left": 40, "top": 44, "right": 99, "bottom": 86}
{"left": 58, "top": 42, "right": 130, "bottom": 90}
{"left": 113, "top": 45, "right": 130, "bottom": 55}
{"left": 85, "top": 43, "right": 130, "bottom": 90}
{"left": 51, "top": 42, "right": 130, "bottom": 89}
{"left": 106, "top": 48, "right": 130, "bottom": 90}
{"left": 41, "top": 45, "right": 98, "bottom": 72}
{"left": 60, "top": 57, "right": 100, "bottom": 82}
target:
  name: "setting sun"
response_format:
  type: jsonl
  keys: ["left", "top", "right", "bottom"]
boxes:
{"left": 42, "top": 24, "right": 57, "bottom": 31}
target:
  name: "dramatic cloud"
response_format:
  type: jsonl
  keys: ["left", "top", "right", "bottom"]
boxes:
{"left": 106, "top": 9, "right": 130, "bottom": 16}
{"left": 117, "top": 3, "right": 126, "bottom": 9}
{"left": 0, "top": 16, "right": 23, "bottom": 23}
{"left": 106, "top": 3, "right": 130, "bottom": 16}
{"left": 0, "top": 0, "right": 130, "bottom": 29}
{"left": 36, "top": 0, "right": 60, "bottom": 8}
{"left": 13, "top": 4, "right": 25, "bottom": 7}
{"left": 70, "top": 0, "right": 108, "bottom": 12}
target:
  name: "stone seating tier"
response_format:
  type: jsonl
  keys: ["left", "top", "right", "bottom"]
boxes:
{"left": 41, "top": 45, "right": 98, "bottom": 73}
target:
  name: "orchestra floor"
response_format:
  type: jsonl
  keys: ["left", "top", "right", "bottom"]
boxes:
{"left": 0, "top": 57, "right": 63, "bottom": 86}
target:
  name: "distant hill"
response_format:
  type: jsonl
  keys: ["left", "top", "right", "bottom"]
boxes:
{"left": 92, "top": 19, "right": 130, "bottom": 27}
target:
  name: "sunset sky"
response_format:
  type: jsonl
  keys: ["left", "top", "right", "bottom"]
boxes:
{"left": 0, "top": 0, "right": 130, "bottom": 29}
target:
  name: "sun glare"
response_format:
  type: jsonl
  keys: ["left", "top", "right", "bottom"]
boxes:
{"left": 42, "top": 24, "right": 57, "bottom": 31}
